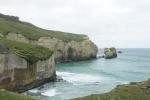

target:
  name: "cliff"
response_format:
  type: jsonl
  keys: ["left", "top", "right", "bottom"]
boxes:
{"left": 0, "top": 38, "right": 56, "bottom": 92}
{"left": 6, "top": 33, "right": 97, "bottom": 62}
{"left": 0, "top": 13, "right": 97, "bottom": 62}
{"left": 0, "top": 13, "right": 97, "bottom": 92}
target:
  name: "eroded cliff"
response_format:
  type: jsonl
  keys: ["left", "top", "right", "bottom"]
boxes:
{"left": 0, "top": 13, "right": 97, "bottom": 93}
{"left": 0, "top": 38, "right": 56, "bottom": 92}
{"left": 6, "top": 33, "right": 97, "bottom": 62}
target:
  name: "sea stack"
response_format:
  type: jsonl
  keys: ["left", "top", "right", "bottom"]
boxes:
{"left": 104, "top": 47, "right": 117, "bottom": 59}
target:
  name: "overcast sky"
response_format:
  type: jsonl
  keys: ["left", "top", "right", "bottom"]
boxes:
{"left": 0, "top": 0, "right": 150, "bottom": 48}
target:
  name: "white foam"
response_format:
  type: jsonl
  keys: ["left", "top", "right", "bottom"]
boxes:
{"left": 29, "top": 89, "right": 38, "bottom": 93}
{"left": 41, "top": 89, "right": 59, "bottom": 97}
{"left": 117, "top": 81, "right": 130, "bottom": 84}
{"left": 57, "top": 71, "right": 103, "bottom": 85}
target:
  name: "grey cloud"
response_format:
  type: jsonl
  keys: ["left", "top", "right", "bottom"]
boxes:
{"left": 0, "top": 0, "right": 150, "bottom": 48}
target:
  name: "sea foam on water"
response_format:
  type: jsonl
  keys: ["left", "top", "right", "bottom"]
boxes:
{"left": 57, "top": 71, "right": 104, "bottom": 85}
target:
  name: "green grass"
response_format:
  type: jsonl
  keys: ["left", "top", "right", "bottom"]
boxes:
{"left": 0, "top": 38, "right": 53, "bottom": 63}
{"left": 0, "top": 14, "right": 86, "bottom": 42}
{"left": 73, "top": 79, "right": 150, "bottom": 100}
{"left": 0, "top": 91, "right": 35, "bottom": 100}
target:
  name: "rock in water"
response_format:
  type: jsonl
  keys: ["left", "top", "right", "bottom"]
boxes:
{"left": 104, "top": 47, "right": 117, "bottom": 59}
{"left": 118, "top": 50, "right": 122, "bottom": 53}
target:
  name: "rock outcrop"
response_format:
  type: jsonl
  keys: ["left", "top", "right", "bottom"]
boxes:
{"left": 0, "top": 40, "right": 56, "bottom": 93}
{"left": 6, "top": 33, "right": 97, "bottom": 63}
{"left": 104, "top": 47, "right": 117, "bottom": 59}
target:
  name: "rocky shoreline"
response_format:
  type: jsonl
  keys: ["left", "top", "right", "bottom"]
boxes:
{"left": 73, "top": 78, "right": 150, "bottom": 100}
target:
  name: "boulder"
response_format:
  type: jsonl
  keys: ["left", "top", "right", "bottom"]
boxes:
{"left": 104, "top": 47, "right": 117, "bottom": 59}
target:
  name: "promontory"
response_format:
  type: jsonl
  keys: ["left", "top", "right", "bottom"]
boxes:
{"left": 0, "top": 13, "right": 98, "bottom": 92}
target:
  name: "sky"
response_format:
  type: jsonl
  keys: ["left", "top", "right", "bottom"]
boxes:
{"left": 0, "top": 0, "right": 150, "bottom": 48}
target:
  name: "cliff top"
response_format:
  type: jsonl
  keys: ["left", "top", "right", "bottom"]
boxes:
{"left": 0, "top": 13, "right": 87, "bottom": 42}
{"left": 0, "top": 38, "right": 53, "bottom": 63}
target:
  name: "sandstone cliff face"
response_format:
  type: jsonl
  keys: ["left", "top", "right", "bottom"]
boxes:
{"left": 1, "top": 32, "right": 97, "bottom": 92}
{"left": 6, "top": 33, "right": 97, "bottom": 62}
{"left": 0, "top": 44, "right": 56, "bottom": 92}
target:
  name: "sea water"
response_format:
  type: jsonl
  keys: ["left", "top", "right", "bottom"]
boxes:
{"left": 27, "top": 49, "right": 150, "bottom": 100}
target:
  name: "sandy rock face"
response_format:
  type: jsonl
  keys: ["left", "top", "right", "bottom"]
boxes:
{"left": 38, "top": 37, "right": 97, "bottom": 62}
{"left": 6, "top": 33, "right": 37, "bottom": 44}
{"left": 0, "top": 44, "right": 56, "bottom": 92}
{"left": 6, "top": 33, "right": 30, "bottom": 43}
{"left": 6, "top": 33, "right": 98, "bottom": 62}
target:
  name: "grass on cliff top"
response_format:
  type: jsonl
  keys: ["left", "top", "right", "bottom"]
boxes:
{"left": 0, "top": 14, "right": 86, "bottom": 42}
{"left": 73, "top": 79, "right": 150, "bottom": 100}
{"left": 0, "top": 91, "right": 34, "bottom": 100}
{"left": 0, "top": 38, "right": 53, "bottom": 63}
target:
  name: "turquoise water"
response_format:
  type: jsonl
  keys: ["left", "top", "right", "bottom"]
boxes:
{"left": 28, "top": 49, "right": 150, "bottom": 100}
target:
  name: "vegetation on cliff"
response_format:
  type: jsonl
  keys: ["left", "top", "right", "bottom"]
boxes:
{"left": 0, "top": 91, "right": 34, "bottom": 100}
{"left": 73, "top": 78, "right": 150, "bottom": 100}
{"left": 0, "top": 13, "right": 86, "bottom": 42}
{"left": 0, "top": 38, "right": 53, "bottom": 63}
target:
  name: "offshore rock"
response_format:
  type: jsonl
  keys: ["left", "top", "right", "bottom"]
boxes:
{"left": 104, "top": 47, "right": 117, "bottom": 59}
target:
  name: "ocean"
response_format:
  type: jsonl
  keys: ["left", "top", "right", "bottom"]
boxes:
{"left": 27, "top": 49, "right": 150, "bottom": 100}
